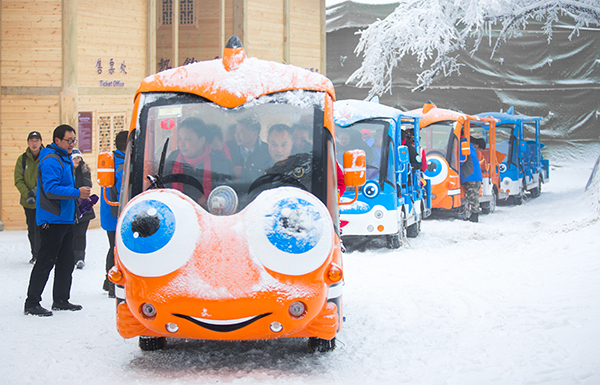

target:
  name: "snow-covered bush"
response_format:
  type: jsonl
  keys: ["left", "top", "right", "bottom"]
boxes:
{"left": 349, "top": 0, "right": 600, "bottom": 95}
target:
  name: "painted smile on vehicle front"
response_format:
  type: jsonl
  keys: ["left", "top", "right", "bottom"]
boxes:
{"left": 172, "top": 312, "right": 272, "bottom": 332}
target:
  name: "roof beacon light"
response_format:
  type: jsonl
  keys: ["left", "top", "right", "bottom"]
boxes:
{"left": 223, "top": 35, "right": 246, "bottom": 72}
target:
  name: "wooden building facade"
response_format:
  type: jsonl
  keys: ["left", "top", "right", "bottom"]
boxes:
{"left": 0, "top": 0, "right": 326, "bottom": 230}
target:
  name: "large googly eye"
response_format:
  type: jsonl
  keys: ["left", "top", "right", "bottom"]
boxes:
{"left": 362, "top": 181, "right": 380, "bottom": 199}
{"left": 246, "top": 187, "right": 333, "bottom": 276}
{"left": 116, "top": 190, "right": 200, "bottom": 277}
{"left": 424, "top": 155, "right": 449, "bottom": 185}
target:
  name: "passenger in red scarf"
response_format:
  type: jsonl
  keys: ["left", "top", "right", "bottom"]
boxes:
{"left": 165, "top": 117, "right": 234, "bottom": 207}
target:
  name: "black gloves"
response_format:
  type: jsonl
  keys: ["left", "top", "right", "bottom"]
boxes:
{"left": 26, "top": 189, "right": 36, "bottom": 205}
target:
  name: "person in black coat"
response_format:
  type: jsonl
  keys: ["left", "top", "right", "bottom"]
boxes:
{"left": 72, "top": 149, "right": 95, "bottom": 269}
{"left": 225, "top": 116, "right": 271, "bottom": 182}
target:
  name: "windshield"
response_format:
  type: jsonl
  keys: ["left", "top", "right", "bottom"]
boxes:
{"left": 421, "top": 121, "right": 456, "bottom": 158}
{"left": 131, "top": 91, "right": 324, "bottom": 213}
{"left": 495, "top": 124, "right": 514, "bottom": 159}
{"left": 495, "top": 124, "right": 515, "bottom": 165}
{"left": 335, "top": 120, "right": 389, "bottom": 183}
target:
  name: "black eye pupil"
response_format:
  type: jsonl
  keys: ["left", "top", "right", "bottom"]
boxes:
{"left": 427, "top": 162, "right": 437, "bottom": 172}
{"left": 131, "top": 211, "right": 161, "bottom": 237}
{"left": 366, "top": 187, "right": 375, "bottom": 195}
{"left": 280, "top": 215, "right": 305, "bottom": 233}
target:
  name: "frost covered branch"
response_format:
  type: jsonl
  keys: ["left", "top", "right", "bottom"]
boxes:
{"left": 347, "top": 0, "right": 600, "bottom": 96}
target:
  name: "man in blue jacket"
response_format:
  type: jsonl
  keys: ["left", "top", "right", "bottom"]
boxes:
{"left": 101, "top": 130, "right": 127, "bottom": 298}
{"left": 460, "top": 137, "right": 483, "bottom": 223}
{"left": 24, "top": 125, "right": 91, "bottom": 316}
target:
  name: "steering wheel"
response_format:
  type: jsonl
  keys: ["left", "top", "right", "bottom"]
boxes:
{"left": 152, "top": 173, "right": 205, "bottom": 196}
{"left": 248, "top": 173, "right": 307, "bottom": 195}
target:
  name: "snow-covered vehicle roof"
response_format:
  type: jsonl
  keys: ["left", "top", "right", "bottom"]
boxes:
{"left": 476, "top": 106, "right": 542, "bottom": 125}
{"left": 135, "top": 37, "right": 335, "bottom": 109}
{"left": 334, "top": 98, "right": 420, "bottom": 127}
{"left": 409, "top": 100, "right": 494, "bottom": 127}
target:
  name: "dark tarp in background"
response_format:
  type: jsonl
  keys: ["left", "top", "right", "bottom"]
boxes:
{"left": 326, "top": 1, "right": 600, "bottom": 161}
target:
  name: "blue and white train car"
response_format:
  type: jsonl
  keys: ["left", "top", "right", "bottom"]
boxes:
{"left": 334, "top": 99, "right": 430, "bottom": 249}
{"left": 476, "top": 106, "right": 550, "bottom": 204}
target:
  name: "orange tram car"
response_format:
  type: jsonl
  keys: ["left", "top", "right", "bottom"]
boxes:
{"left": 410, "top": 100, "right": 500, "bottom": 218}
{"left": 98, "top": 36, "right": 366, "bottom": 352}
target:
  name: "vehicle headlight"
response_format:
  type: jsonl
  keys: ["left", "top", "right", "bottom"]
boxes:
{"left": 362, "top": 181, "right": 380, "bottom": 199}
{"left": 116, "top": 191, "right": 200, "bottom": 277}
{"left": 246, "top": 187, "right": 333, "bottom": 276}
{"left": 424, "top": 155, "right": 449, "bottom": 185}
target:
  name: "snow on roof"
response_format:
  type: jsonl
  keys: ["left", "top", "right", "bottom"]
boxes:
{"left": 476, "top": 110, "right": 542, "bottom": 126}
{"left": 334, "top": 99, "right": 419, "bottom": 126}
{"left": 136, "top": 55, "right": 335, "bottom": 109}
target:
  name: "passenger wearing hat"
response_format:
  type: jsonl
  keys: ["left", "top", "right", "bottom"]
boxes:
{"left": 71, "top": 149, "right": 96, "bottom": 269}
{"left": 14, "top": 131, "right": 44, "bottom": 264}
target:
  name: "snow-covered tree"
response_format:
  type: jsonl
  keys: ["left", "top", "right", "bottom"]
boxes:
{"left": 348, "top": 0, "right": 600, "bottom": 96}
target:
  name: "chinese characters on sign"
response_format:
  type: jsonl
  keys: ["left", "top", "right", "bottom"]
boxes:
{"left": 157, "top": 57, "right": 197, "bottom": 72}
{"left": 158, "top": 58, "right": 172, "bottom": 72}
{"left": 96, "top": 58, "right": 127, "bottom": 87}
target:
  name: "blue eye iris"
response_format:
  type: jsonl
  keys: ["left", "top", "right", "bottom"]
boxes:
{"left": 363, "top": 181, "right": 380, "bottom": 198}
{"left": 425, "top": 158, "right": 443, "bottom": 178}
{"left": 121, "top": 200, "right": 175, "bottom": 254}
{"left": 266, "top": 198, "right": 322, "bottom": 254}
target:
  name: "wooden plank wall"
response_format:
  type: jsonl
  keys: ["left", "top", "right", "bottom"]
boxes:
{"left": 246, "top": 0, "right": 284, "bottom": 63}
{"left": 289, "top": 0, "right": 322, "bottom": 72}
{"left": 156, "top": 0, "right": 234, "bottom": 70}
{"left": 75, "top": 0, "right": 147, "bottom": 230}
{"left": 1, "top": 0, "right": 147, "bottom": 230}
{"left": 1, "top": 0, "right": 62, "bottom": 230}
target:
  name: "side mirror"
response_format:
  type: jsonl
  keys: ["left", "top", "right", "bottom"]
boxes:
{"left": 461, "top": 141, "right": 471, "bottom": 156}
{"left": 343, "top": 149, "right": 366, "bottom": 187}
{"left": 398, "top": 145, "right": 409, "bottom": 164}
{"left": 97, "top": 152, "right": 115, "bottom": 187}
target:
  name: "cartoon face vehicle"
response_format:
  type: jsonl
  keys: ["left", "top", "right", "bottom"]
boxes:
{"left": 409, "top": 100, "right": 499, "bottom": 218}
{"left": 97, "top": 36, "right": 365, "bottom": 352}
{"left": 476, "top": 106, "right": 549, "bottom": 204}
{"left": 334, "top": 99, "right": 429, "bottom": 250}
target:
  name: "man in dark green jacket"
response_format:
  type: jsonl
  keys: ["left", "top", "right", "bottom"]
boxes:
{"left": 14, "top": 131, "right": 43, "bottom": 264}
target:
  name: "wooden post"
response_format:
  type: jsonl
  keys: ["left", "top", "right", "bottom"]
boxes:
{"left": 0, "top": 1, "right": 3, "bottom": 230}
{"left": 172, "top": 0, "right": 179, "bottom": 67}
{"left": 283, "top": 0, "right": 290, "bottom": 64}
{"left": 61, "top": 0, "right": 78, "bottom": 130}
{"left": 320, "top": 0, "right": 326, "bottom": 75}
{"left": 233, "top": 0, "right": 247, "bottom": 48}
{"left": 147, "top": 0, "right": 157, "bottom": 76}
{"left": 219, "top": 0, "right": 225, "bottom": 54}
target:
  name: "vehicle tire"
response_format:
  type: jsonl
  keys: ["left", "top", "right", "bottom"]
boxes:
{"left": 387, "top": 232, "right": 402, "bottom": 249}
{"left": 308, "top": 337, "right": 336, "bottom": 352}
{"left": 481, "top": 189, "right": 497, "bottom": 214}
{"left": 530, "top": 177, "right": 542, "bottom": 198}
{"left": 406, "top": 221, "right": 420, "bottom": 238}
{"left": 139, "top": 336, "right": 166, "bottom": 351}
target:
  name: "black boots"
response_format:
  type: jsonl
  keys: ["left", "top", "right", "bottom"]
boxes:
{"left": 468, "top": 213, "right": 479, "bottom": 223}
{"left": 103, "top": 277, "right": 116, "bottom": 298}
{"left": 51, "top": 301, "right": 83, "bottom": 311}
{"left": 24, "top": 304, "right": 53, "bottom": 317}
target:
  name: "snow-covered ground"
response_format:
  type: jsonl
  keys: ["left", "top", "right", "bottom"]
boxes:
{"left": 2, "top": 152, "right": 599, "bottom": 385}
